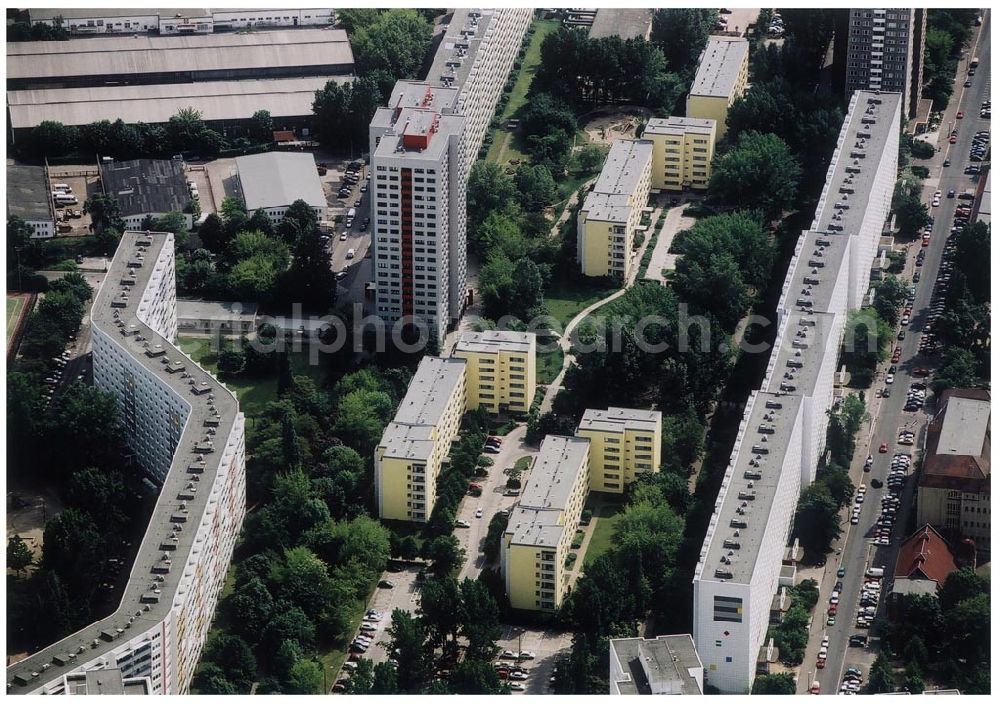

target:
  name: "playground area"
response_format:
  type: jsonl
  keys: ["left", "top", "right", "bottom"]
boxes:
{"left": 582, "top": 108, "right": 651, "bottom": 146}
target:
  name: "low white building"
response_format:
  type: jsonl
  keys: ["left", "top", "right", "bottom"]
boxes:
{"left": 176, "top": 300, "right": 258, "bottom": 338}
{"left": 609, "top": 634, "right": 704, "bottom": 695}
{"left": 7, "top": 164, "right": 56, "bottom": 238}
{"left": 28, "top": 8, "right": 335, "bottom": 35}
{"left": 234, "top": 152, "right": 326, "bottom": 225}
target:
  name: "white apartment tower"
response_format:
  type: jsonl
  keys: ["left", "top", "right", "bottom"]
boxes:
{"left": 693, "top": 91, "right": 900, "bottom": 694}
{"left": 7, "top": 231, "right": 246, "bottom": 695}
{"left": 369, "top": 8, "right": 532, "bottom": 340}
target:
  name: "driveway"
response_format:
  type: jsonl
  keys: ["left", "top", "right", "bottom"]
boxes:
{"left": 643, "top": 199, "right": 697, "bottom": 284}
{"left": 495, "top": 624, "right": 572, "bottom": 695}
{"left": 456, "top": 424, "right": 537, "bottom": 582}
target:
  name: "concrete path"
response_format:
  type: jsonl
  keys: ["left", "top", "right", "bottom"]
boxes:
{"left": 643, "top": 202, "right": 698, "bottom": 283}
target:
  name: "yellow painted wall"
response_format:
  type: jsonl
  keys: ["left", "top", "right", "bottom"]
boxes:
{"left": 377, "top": 454, "right": 421, "bottom": 521}
{"left": 686, "top": 95, "right": 730, "bottom": 141}
{"left": 579, "top": 217, "right": 615, "bottom": 277}
{"left": 578, "top": 422, "right": 661, "bottom": 494}
{"left": 648, "top": 127, "right": 716, "bottom": 192}
{"left": 455, "top": 345, "right": 536, "bottom": 415}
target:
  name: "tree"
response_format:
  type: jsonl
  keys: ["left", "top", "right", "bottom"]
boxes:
{"left": 574, "top": 144, "right": 608, "bottom": 174}
{"left": 514, "top": 164, "right": 557, "bottom": 212}
{"left": 345, "top": 658, "right": 374, "bottom": 693}
{"left": 43, "top": 383, "right": 124, "bottom": 479}
{"left": 249, "top": 110, "right": 274, "bottom": 142}
{"left": 752, "top": 673, "right": 796, "bottom": 694}
{"left": 459, "top": 578, "right": 502, "bottom": 661}
{"left": 38, "top": 290, "right": 84, "bottom": 337}
{"left": 83, "top": 193, "right": 125, "bottom": 235}
{"left": 29, "top": 121, "right": 79, "bottom": 159}
{"left": 228, "top": 576, "right": 275, "bottom": 644}
{"left": 449, "top": 660, "right": 506, "bottom": 694}
{"left": 42, "top": 508, "right": 103, "bottom": 591}
{"left": 7, "top": 535, "right": 33, "bottom": 577}
{"left": 351, "top": 9, "right": 432, "bottom": 79}
{"left": 902, "top": 661, "right": 925, "bottom": 694}
{"left": 48, "top": 272, "right": 92, "bottom": 304}
{"left": 331, "top": 389, "right": 395, "bottom": 457}
{"left": 285, "top": 658, "right": 323, "bottom": 694}
{"left": 371, "top": 661, "right": 400, "bottom": 694}
{"left": 218, "top": 346, "right": 246, "bottom": 375}
{"left": 202, "top": 633, "right": 257, "bottom": 690}
{"left": 426, "top": 534, "right": 464, "bottom": 577}
{"left": 262, "top": 605, "right": 317, "bottom": 657}
{"left": 194, "top": 663, "right": 237, "bottom": 695}
{"left": 903, "top": 635, "right": 929, "bottom": 669}
{"left": 867, "top": 652, "right": 896, "bottom": 693}
{"left": 284, "top": 224, "right": 336, "bottom": 311}
{"left": 708, "top": 131, "right": 801, "bottom": 220}
{"left": 793, "top": 484, "right": 841, "bottom": 559}
{"left": 386, "top": 609, "right": 432, "bottom": 692}
{"left": 894, "top": 192, "right": 929, "bottom": 238}
{"left": 197, "top": 213, "right": 227, "bottom": 253}
{"left": 872, "top": 275, "right": 909, "bottom": 326}
{"left": 419, "top": 577, "right": 463, "bottom": 649}
{"left": 651, "top": 9, "right": 716, "bottom": 72}
{"left": 65, "top": 467, "right": 129, "bottom": 532}
{"left": 467, "top": 161, "right": 519, "bottom": 230}
{"left": 220, "top": 196, "right": 247, "bottom": 222}
{"left": 932, "top": 348, "right": 981, "bottom": 393}
{"left": 945, "top": 593, "right": 990, "bottom": 668}
{"left": 337, "top": 8, "right": 383, "bottom": 32}
{"left": 937, "top": 567, "right": 989, "bottom": 612}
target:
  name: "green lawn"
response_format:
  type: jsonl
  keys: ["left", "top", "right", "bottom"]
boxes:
{"left": 536, "top": 345, "right": 564, "bottom": 385}
{"left": 176, "top": 335, "right": 327, "bottom": 417}
{"left": 501, "top": 19, "right": 560, "bottom": 121}
{"left": 583, "top": 500, "right": 625, "bottom": 568}
{"left": 7, "top": 296, "right": 25, "bottom": 341}
{"left": 544, "top": 278, "right": 614, "bottom": 330}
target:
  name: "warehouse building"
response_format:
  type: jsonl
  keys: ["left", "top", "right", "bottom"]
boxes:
{"left": 234, "top": 152, "right": 327, "bottom": 225}
{"left": 643, "top": 116, "right": 717, "bottom": 192}
{"left": 27, "top": 8, "right": 336, "bottom": 36}
{"left": 6, "top": 231, "right": 246, "bottom": 694}
{"left": 100, "top": 159, "right": 194, "bottom": 230}
{"left": 6, "top": 164, "right": 56, "bottom": 238}
{"left": 686, "top": 36, "right": 749, "bottom": 144}
{"left": 693, "top": 91, "right": 900, "bottom": 693}
{"left": 7, "top": 76, "right": 349, "bottom": 143}
{"left": 609, "top": 634, "right": 704, "bottom": 695}
{"left": 7, "top": 29, "right": 354, "bottom": 90}
{"left": 576, "top": 138, "right": 653, "bottom": 280}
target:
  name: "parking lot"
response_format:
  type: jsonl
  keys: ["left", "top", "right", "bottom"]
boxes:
{"left": 494, "top": 625, "right": 573, "bottom": 694}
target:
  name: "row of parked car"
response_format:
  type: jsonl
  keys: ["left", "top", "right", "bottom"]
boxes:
{"left": 969, "top": 127, "right": 990, "bottom": 163}
{"left": 840, "top": 666, "right": 865, "bottom": 694}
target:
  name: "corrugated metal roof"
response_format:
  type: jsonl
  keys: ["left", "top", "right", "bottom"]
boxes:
{"left": 7, "top": 76, "right": 349, "bottom": 129}
{"left": 7, "top": 29, "right": 353, "bottom": 80}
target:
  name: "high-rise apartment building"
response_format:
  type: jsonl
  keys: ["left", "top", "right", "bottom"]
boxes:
{"left": 845, "top": 8, "right": 925, "bottom": 118}
{"left": 686, "top": 36, "right": 749, "bottom": 144}
{"left": 7, "top": 231, "right": 246, "bottom": 695}
{"left": 369, "top": 9, "right": 532, "bottom": 340}
{"left": 375, "top": 356, "right": 467, "bottom": 523}
{"left": 643, "top": 116, "right": 717, "bottom": 192}
{"left": 576, "top": 138, "right": 653, "bottom": 280}
{"left": 577, "top": 407, "right": 662, "bottom": 493}
{"left": 453, "top": 330, "right": 536, "bottom": 414}
{"left": 693, "top": 91, "right": 900, "bottom": 693}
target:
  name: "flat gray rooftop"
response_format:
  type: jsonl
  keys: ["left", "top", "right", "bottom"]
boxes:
{"left": 7, "top": 230, "right": 241, "bottom": 692}
{"left": 610, "top": 634, "right": 703, "bottom": 695}
{"left": 176, "top": 299, "right": 258, "bottom": 322}
{"left": 689, "top": 36, "right": 748, "bottom": 99}
{"left": 578, "top": 406, "right": 661, "bottom": 435}
{"left": 427, "top": 9, "right": 502, "bottom": 93}
{"left": 29, "top": 8, "right": 208, "bottom": 21}
{"left": 506, "top": 505, "right": 565, "bottom": 549}
{"left": 938, "top": 396, "right": 991, "bottom": 456}
{"left": 701, "top": 392, "right": 804, "bottom": 584}
{"left": 7, "top": 29, "right": 353, "bottom": 82}
{"left": 763, "top": 311, "right": 837, "bottom": 399}
{"left": 6, "top": 164, "right": 53, "bottom": 222}
{"left": 518, "top": 435, "right": 589, "bottom": 512}
{"left": 235, "top": 152, "right": 326, "bottom": 211}
{"left": 392, "top": 356, "right": 466, "bottom": 427}
{"left": 454, "top": 329, "right": 534, "bottom": 355}
{"left": 8, "top": 77, "right": 349, "bottom": 130}
{"left": 378, "top": 422, "right": 436, "bottom": 463}
{"left": 372, "top": 107, "right": 465, "bottom": 161}
{"left": 644, "top": 116, "right": 716, "bottom": 137}
{"left": 582, "top": 139, "right": 652, "bottom": 223}
{"left": 100, "top": 159, "right": 189, "bottom": 217}
{"left": 588, "top": 9, "right": 652, "bottom": 40}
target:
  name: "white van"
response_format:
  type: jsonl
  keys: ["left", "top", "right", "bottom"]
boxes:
{"left": 52, "top": 183, "right": 72, "bottom": 193}
{"left": 347, "top": 208, "right": 357, "bottom": 219}
{"left": 54, "top": 193, "right": 78, "bottom": 205}
{"left": 346, "top": 248, "right": 356, "bottom": 259}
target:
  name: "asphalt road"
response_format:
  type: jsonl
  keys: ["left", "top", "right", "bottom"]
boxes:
{"left": 811, "top": 14, "right": 991, "bottom": 694}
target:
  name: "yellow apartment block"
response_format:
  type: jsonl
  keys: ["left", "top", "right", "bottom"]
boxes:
{"left": 577, "top": 407, "right": 663, "bottom": 494}
{"left": 453, "top": 330, "right": 536, "bottom": 414}
{"left": 577, "top": 138, "right": 653, "bottom": 279}
{"left": 375, "top": 356, "right": 466, "bottom": 522}
{"left": 686, "top": 36, "right": 749, "bottom": 143}
{"left": 502, "top": 435, "right": 590, "bottom": 611}
{"left": 644, "top": 117, "right": 717, "bottom": 192}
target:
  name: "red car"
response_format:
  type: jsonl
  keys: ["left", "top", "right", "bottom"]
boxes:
{"left": 892, "top": 347, "right": 902, "bottom": 362}
{"left": 914, "top": 368, "right": 931, "bottom": 377}
{"left": 816, "top": 659, "right": 826, "bottom": 669}
{"left": 922, "top": 235, "right": 930, "bottom": 246}
{"left": 949, "top": 135, "right": 958, "bottom": 144}
{"left": 827, "top": 605, "right": 838, "bottom": 616}
{"left": 879, "top": 442, "right": 889, "bottom": 453}
{"left": 957, "top": 111, "right": 965, "bottom": 119}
